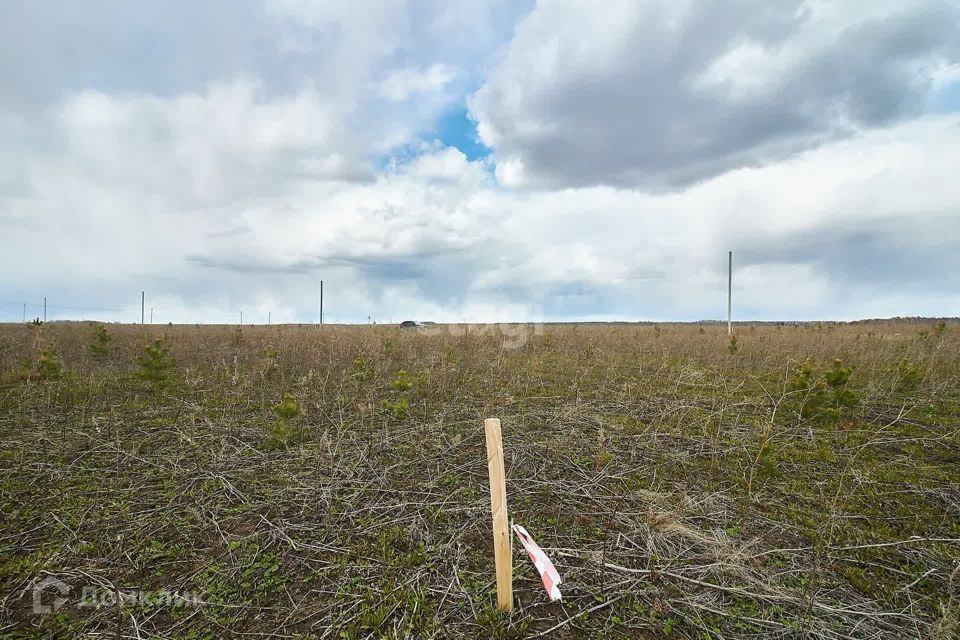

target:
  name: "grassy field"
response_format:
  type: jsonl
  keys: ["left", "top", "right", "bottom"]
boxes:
{"left": 1, "top": 320, "right": 958, "bottom": 639}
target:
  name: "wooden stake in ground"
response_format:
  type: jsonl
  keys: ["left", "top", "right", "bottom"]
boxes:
{"left": 484, "top": 417, "right": 513, "bottom": 612}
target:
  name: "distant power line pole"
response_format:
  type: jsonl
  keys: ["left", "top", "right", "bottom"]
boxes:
{"left": 240, "top": 310, "right": 243, "bottom": 326}
{"left": 22, "top": 303, "right": 26, "bottom": 323}
{"left": 44, "top": 297, "right": 47, "bottom": 322}
{"left": 727, "top": 251, "right": 733, "bottom": 336}
{"left": 320, "top": 280, "right": 324, "bottom": 326}
{"left": 150, "top": 308, "right": 153, "bottom": 324}
{"left": 141, "top": 291, "right": 145, "bottom": 325}
{"left": 268, "top": 311, "right": 271, "bottom": 325}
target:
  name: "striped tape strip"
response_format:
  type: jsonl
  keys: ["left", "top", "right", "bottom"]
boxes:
{"left": 512, "top": 523, "right": 562, "bottom": 601}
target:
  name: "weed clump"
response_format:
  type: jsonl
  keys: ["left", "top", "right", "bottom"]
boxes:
{"left": 594, "top": 423, "right": 613, "bottom": 469}
{"left": 351, "top": 353, "right": 374, "bottom": 385}
{"left": 383, "top": 369, "right": 412, "bottom": 421}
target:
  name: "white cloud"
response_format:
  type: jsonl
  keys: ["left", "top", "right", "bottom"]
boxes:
{"left": 380, "top": 64, "right": 457, "bottom": 102}
{"left": 55, "top": 80, "right": 356, "bottom": 207}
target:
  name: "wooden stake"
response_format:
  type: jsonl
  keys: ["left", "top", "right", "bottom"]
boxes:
{"left": 484, "top": 417, "right": 513, "bottom": 612}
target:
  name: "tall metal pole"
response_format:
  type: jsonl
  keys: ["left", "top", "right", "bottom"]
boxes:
{"left": 141, "top": 291, "right": 145, "bottom": 325}
{"left": 320, "top": 280, "right": 324, "bottom": 326}
{"left": 150, "top": 308, "right": 153, "bottom": 324}
{"left": 22, "top": 303, "right": 26, "bottom": 323}
{"left": 268, "top": 311, "right": 271, "bottom": 326}
{"left": 727, "top": 251, "right": 732, "bottom": 336}
{"left": 240, "top": 310, "right": 243, "bottom": 326}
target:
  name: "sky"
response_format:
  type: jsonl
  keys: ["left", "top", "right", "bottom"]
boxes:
{"left": 1, "top": 0, "right": 959, "bottom": 324}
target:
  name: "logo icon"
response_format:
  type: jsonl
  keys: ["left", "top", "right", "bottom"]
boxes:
{"left": 32, "top": 577, "right": 69, "bottom": 614}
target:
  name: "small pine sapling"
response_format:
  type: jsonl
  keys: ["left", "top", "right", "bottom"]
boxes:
{"left": 136, "top": 337, "right": 175, "bottom": 384}
{"left": 90, "top": 324, "right": 114, "bottom": 358}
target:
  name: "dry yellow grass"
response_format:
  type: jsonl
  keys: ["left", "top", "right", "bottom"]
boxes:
{"left": 1, "top": 319, "right": 958, "bottom": 638}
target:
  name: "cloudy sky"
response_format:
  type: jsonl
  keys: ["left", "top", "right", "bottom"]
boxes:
{"left": 2, "top": 0, "right": 959, "bottom": 323}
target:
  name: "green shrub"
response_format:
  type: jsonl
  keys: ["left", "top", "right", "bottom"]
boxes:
{"left": 89, "top": 324, "right": 113, "bottom": 358}
{"left": 4, "top": 345, "right": 64, "bottom": 382}
{"left": 37, "top": 346, "right": 63, "bottom": 380}
{"left": 392, "top": 369, "right": 413, "bottom": 393}
{"left": 787, "top": 359, "right": 858, "bottom": 422}
{"left": 260, "top": 345, "right": 279, "bottom": 379}
{"left": 383, "top": 397, "right": 409, "bottom": 421}
{"left": 382, "top": 370, "right": 414, "bottom": 421}
{"left": 272, "top": 394, "right": 301, "bottom": 419}
{"left": 896, "top": 359, "right": 924, "bottom": 392}
{"left": 824, "top": 359, "right": 858, "bottom": 413}
{"left": 787, "top": 360, "right": 826, "bottom": 419}
{"left": 351, "top": 353, "right": 374, "bottom": 385}
{"left": 136, "top": 338, "right": 175, "bottom": 383}
{"left": 267, "top": 394, "right": 302, "bottom": 447}
{"left": 727, "top": 334, "right": 739, "bottom": 354}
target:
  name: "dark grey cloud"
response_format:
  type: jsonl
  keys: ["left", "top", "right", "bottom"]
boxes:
{"left": 738, "top": 213, "right": 960, "bottom": 291}
{"left": 0, "top": 1, "right": 273, "bottom": 107}
{"left": 187, "top": 240, "right": 495, "bottom": 305}
{"left": 471, "top": 1, "right": 960, "bottom": 190}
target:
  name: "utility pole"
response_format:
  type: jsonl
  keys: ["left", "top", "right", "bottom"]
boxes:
{"left": 240, "top": 310, "right": 243, "bottom": 326}
{"left": 150, "top": 308, "right": 153, "bottom": 324}
{"left": 268, "top": 311, "right": 271, "bottom": 326}
{"left": 727, "top": 251, "right": 733, "bottom": 336}
{"left": 44, "top": 297, "right": 47, "bottom": 322}
{"left": 22, "top": 303, "right": 26, "bottom": 323}
{"left": 141, "top": 291, "right": 145, "bottom": 325}
{"left": 320, "top": 280, "right": 324, "bottom": 326}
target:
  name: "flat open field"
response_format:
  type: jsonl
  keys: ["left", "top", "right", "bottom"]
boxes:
{"left": 1, "top": 321, "right": 958, "bottom": 639}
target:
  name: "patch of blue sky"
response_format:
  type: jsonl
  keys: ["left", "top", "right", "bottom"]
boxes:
{"left": 374, "top": 106, "right": 493, "bottom": 174}
{"left": 927, "top": 78, "right": 960, "bottom": 113}
{"left": 433, "top": 107, "right": 491, "bottom": 160}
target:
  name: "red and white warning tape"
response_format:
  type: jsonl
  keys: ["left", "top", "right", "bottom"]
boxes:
{"left": 512, "top": 523, "right": 562, "bottom": 601}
